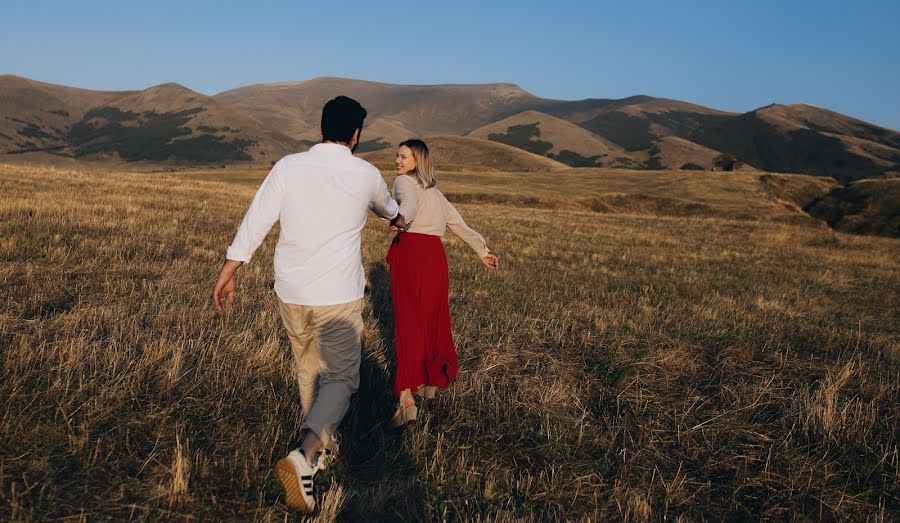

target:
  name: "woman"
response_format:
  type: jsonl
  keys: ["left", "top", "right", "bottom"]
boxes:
{"left": 386, "top": 139, "right": 500, "bottom": 427}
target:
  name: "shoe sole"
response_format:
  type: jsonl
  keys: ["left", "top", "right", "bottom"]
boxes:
{"left": 275, "top": 458, "right": 311, "bottom": 513}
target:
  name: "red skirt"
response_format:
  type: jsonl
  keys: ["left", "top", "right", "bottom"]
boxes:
{"left": 386, "top": 232, "right": 459, "bottom": 396}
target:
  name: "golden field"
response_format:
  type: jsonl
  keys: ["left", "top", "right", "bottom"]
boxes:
{"left": 0, "top": 163, "right": 897, "bottom": 521}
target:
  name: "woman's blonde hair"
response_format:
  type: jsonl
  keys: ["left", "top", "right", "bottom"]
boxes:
{"left": 399, "top": 139, "right": 436, "bottom": 188}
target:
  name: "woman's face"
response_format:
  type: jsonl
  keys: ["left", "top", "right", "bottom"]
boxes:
{"left": 395, "top": 146, "right": 417, "bottom": 175}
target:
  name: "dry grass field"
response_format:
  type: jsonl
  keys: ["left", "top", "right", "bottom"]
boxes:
{"left": 1, "top": 163, "right": 898, "bottom": 521}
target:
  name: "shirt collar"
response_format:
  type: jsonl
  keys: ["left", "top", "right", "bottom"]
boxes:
{"left": 311, "top": 142, "right": 353, "bottom": 155}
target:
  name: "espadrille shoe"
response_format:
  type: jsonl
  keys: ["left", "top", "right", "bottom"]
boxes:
{"left": 275, "top": 449, "right": 317, "bottom": 512}
{"left": 414, "top": 385, "right": 437, "bottom": 400}
{"left": 389, "top": 397, "right": 418, "bottom": 428}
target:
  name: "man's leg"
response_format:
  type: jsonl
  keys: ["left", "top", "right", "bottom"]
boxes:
{"left": 278, "top": 300, "right": 321, "bottom": 416}
{"left": 298, "top": 298, "right": 364, "bottom": 460}
{"left": 276, "top": 299, "right": 327, "bottom": 513}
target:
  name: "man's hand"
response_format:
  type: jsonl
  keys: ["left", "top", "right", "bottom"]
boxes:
{"left": 389, "top": 213, "right": 407, "bottom": 232}
{"left": 481, "top": 255, "right": 500, "bottom": 271}
{"left": 213, "top": 260, "right": 243, "bottom": 315}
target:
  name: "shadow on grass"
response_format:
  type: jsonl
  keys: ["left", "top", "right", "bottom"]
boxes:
{"left": 322, "top": 261, "right": 423, "bottom": 520}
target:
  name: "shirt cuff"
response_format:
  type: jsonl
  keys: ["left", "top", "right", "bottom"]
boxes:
{"left": 225, "top": 245, "right": 252, "bottom": 263}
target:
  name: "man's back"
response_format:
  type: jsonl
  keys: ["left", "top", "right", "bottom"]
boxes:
{"left": 214, "top": 95, "right": 399, "bottom": 514}
{"left": 226, "top": 143, "right": 397, "bottom": 306}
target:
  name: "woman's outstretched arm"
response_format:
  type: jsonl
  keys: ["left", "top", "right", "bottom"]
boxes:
{"left": 441, "top": 193, "right": 499, "bottom": 271}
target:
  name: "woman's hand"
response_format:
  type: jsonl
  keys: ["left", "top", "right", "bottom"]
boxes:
{"left": 481, "top": 255, "right": 500, "bottom": 271}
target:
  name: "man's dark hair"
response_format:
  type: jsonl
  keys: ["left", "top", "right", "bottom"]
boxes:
{"left": 321, "top": 96, "right": 367, "bottom": 147}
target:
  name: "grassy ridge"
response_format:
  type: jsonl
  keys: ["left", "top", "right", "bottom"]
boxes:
{"left": 0, "top": 164, "right": 897, "bottom": 520}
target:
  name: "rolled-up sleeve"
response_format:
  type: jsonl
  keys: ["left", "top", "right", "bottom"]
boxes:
{"left": 225, "top": 163, "right": 285, "bottom": 262}
{"left": 370, "top": 171, "right": 399, "bottom": 221}
{"left": 392, "top": 175, "right": 419, "bottom": 224}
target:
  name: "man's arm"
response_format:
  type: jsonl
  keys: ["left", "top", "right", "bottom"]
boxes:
{"left": 213, "top": 259, "right": 243, "bottom": 315}
{"left": 370, "top": 172, "right": 399, "bottom": 221}
{"left": 226, "top": 164, "right": 285, "bottom": 263}
{"left": 214, "top": 162, "right": 284, "bottom": 314}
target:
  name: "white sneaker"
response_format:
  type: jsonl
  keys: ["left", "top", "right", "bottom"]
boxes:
{"left": 275, "top": 450, "right": 317, "bottom": 512}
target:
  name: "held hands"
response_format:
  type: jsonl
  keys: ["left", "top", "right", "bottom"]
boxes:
{"left": 389, "top": 214, "right": 407, "bottom": 232}
{"left": 481, "top": 254, "right": 500, "bottom": 271}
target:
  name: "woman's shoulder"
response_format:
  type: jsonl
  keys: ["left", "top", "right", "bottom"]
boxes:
{"left": 429, "top": 185, "right": 448, "bottom": 200}
{"left": 393, "top": 174, "right": 419, "bottom": 187}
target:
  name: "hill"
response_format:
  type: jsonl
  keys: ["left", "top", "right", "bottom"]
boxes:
{"left": 564, "top": 97, "right": 736, "bottom": 152}
{"left": 0, "top": 75, "right": 126, "bottom": 153}
{"left": 359, "top": 135, "right": 568, "bottom": 171}
{"left": 466, "top": 110, "right": 629, "bottom": 167}
{"left": 645, "top": 136, "right": 727, "bottom": 171}
{"left": 686, "top": 104, "right": 900, "bottom": 182}
{"left": 4, "top": 75, "right": 900, "bottom": 179}
{"left": 214, "top": 77, "right": 542, "bottom": 140}
{"left": 216, "top": 78, "right": 900, "bottom": 180}
{"left": 0, "top": 76, "right": 300, "bottom": 163}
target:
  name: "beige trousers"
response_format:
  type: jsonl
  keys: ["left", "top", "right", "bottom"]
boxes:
{"left": 278, "top": 297, "right": 364, "bottom": 448}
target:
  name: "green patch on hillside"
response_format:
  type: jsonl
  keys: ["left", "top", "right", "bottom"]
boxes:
{"left": 580, "top": 112, "right": 656, "bottom": 151}
{"left": 84, "top": 106, "right": 140, "bottom": 123}
{"left": 17, "top": 123, "right": 53, "bottom": 140}
{"left": 197, "top": 125, "right": 232, "bottom": 133}
{"left": 548, "top": 150, "right": 602, "bottom": 167}
{"left": 488, "top": 123, "right": 553, "bottom": 156}
{"left": 644, "top": 144, "right": 663, "bottom": 170}
{"left": 64, "top": 106, "right": 254, "bottom": 162}
{"left": 609, "top": 156, "right": 641, "bottom": 168}
{"left": 356, "top": 138, "right": 392, "bottom": 153}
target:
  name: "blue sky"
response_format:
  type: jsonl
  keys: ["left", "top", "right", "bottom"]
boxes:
{"left": 2, "top": 0, "right": 899, "bottom": 130}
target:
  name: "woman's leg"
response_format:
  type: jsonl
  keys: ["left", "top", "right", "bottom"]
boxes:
{"left": 423, "top": 242, "right": 458, "bottom": 389}
{"left": 388, "top": 236, "right": 429, "bottom": 396}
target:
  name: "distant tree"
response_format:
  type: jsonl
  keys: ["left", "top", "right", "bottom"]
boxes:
{"left": 713, "top": 153, "right": 737, "bottom": 171}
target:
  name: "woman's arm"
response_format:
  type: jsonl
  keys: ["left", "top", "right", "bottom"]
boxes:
{"left": 441, "top": 193, "right": 499, "bottom": 270}
{"left": 392, "top": 175, "right": 419, "bottom": 228}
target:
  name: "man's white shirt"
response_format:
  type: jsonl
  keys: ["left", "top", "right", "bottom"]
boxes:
{"left": 226, "top": 143, "right": 398, "bottom": 306}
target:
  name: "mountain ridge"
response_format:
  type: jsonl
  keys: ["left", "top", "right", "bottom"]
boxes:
{"left": 2, "top": 75, "right": 899, "bottom": 180}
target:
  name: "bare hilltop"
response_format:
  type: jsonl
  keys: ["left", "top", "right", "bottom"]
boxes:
{"left": 3, "top": 75, "right": 899, "bottom": 182}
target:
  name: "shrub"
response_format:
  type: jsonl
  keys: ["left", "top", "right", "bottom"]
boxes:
{"left": 548, "top": 150, "right": 601, "bottom": 167}
{"left": 713, "top": 153, "right": 737, "bottom": 171}
{"left": 488, "top": 123, "right": 553, "bottom": 156}
{"left": 17, "top": 123, "right": 53, "bottom": 140}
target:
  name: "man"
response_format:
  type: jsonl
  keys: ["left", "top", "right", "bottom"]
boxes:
{"left": 212, "top": 96, "right": 403, "bottom": 513}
